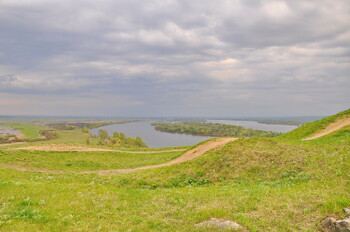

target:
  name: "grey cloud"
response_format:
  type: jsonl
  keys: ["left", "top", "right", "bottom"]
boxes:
{"left": 0, "top": 0, "right": 349, "bottom": 116}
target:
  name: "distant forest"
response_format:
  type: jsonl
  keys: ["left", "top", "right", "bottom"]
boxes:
{"left": 255, "top": 120, "right": 307, "bottom": 126}
{"left": 152, "top": 122, "right": 282, "bottom": 137}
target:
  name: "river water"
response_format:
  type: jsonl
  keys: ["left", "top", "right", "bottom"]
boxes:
{"left": 0, "top": 126, "right": 21, "bottom": 137}
{"left": 90, "top": 121, "right": 213, "bottom": 148}
{"left": 90, "top": 120, "right": 298, "bottom": 148}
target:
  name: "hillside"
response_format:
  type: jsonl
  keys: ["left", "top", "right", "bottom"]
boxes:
{"left": 279, "top": 108, "right": 350, "bottom": 141}
{"left": 0, "top": 111, "right": 349, "bottom": 231}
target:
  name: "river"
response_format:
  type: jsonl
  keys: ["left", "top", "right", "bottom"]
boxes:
{"left": 90, "top": 121, "right": 213, "bottom": 148}
{"left": 0, "top": 126, "right": 21, "bottom": 137}
{"left": 90, "top": 120, "right": 298, "bottom": 148}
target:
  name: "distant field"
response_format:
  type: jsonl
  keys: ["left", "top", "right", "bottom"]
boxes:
{"left": 40, "top": 129, "right": 92, "bottom": 145}
{"left": 2, "top": 123, "right": 43, "bottom": 139}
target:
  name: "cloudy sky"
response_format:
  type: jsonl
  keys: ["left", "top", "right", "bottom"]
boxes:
{"left": 0, "top": 0, "right": 349, "bottom": 117}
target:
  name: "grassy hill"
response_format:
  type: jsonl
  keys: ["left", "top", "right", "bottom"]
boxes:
{"left": 0, "top": 111, "right": 349, "bottom": 231}
{"left": 279, "top": 108, "right": 350, "bottom": 141}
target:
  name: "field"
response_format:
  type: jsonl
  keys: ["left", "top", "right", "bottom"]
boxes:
{"left": 0, "top": 110, "right": 349, "bottom": 231}
{"left": 1, "top": 123, "right": 43, "bottom": 140}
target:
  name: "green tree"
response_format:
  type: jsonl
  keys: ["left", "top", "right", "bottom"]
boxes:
{"left": 135, "top": 136, "right": 147, "bottom": 147}
{"left": 126, "top": 137, "right": 135, "bottom": 146}
{"left": 118, "top": 133, "right": 127, "bottom": 145}
{"left": 98, "top": 129, "right": 109, "bottom": 140}
{"left": 82, "top": 127, "right": 89, "bottom": 133}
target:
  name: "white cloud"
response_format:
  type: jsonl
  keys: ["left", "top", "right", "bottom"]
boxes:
{"left": 262, "top": 1, "right": 293, "bottom": 20}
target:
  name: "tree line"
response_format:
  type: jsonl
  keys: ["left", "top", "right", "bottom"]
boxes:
{"left": 152, "top": 122, "right": 282, "bottom": 137}
{"left": 94, "top": 129, "right": 147, "bottom": 148}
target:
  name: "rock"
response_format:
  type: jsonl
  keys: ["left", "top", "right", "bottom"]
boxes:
{"left": 323, "top": 215, "right": 350, "bottom": 232}
{"left": 344, "top": 208, "right": 350, "bottom": 217}
{"left": 337, "top": 218, "right": 350, "bottom": 231}
{"left": 323, "top": 217, "right": 338, "bottom": 231}
{"left": 195, "top": 218, "right": 248, "bottom": 231}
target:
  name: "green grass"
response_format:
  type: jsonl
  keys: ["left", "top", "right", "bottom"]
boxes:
{"left": 279, "top": 108, "right": 350, "bottom": 140}
{"left": 0, "top": 150, "right": 184, "bottom": 171}
{"left": 2, "top": 123, "right": 43, "bottom": 139}
{"left": 0, "top": 136, "right": 349, "bottom": 231}
{"left": 114, "top": 137, "right": 350, "bottom": 188}
{"left": 0, "top": 111, "right": 350, "bottom": 231}
{"left": 40, "top": 129, "right": 92, "bottom": 145}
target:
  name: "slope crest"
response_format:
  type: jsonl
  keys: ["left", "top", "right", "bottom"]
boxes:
{"left": 280, "top": 108, "right": 350, "bottom": 140}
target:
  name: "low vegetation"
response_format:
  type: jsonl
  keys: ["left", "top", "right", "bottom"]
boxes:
{"left": 94, "top": 129, "right": 147, "bottom": 148}
{"left": 152, "top": 121, "right": 281, "bottom": 137}
{"left": 0, "top": 109, "right": 349, "bottom": 231}
{"left": 0, "top": 150, "right": 183, "bottom": 171}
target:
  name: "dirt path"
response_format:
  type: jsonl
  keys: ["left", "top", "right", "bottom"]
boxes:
{"left": 0, "top": 138, "right": 237, "bottom": 175}
{"left": 81, "top": 137, "right": 237, "bottom": 175}
{"left": 10, "top": 144, "right": 185, "bottom": 153}
{"left": 303, "top": 117, "right": 350, "bottom": 140}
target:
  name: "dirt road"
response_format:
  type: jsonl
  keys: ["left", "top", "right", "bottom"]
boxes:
{"left": 0, "top": 138, "right": 237, "bottom": 175}
{"left": 303, "top": 117, "right": 350, "bottom": 140}
{"left": 82, "top": 137, "right": 237, "bottom": 175}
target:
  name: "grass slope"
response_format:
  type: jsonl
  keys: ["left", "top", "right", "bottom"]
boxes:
{"left": 0, "top": 150, "right": 183, "bottom": 171}
{"left": 279, "top": 108, "right": 350, "bottom": 140}
{"left": 0, "top": 111, "right": 350, "bottom": 231}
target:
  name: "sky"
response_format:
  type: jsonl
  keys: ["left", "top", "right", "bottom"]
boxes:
{"left": 0, "top": 0, "right": 349, "bottom": 117}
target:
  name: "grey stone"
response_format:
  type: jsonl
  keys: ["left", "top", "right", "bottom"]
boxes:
{"left": 323, "top": 216, "right": 350, "bottom": 232}
{"left": 195, "top": 218, "right": 248, "bottom": 231}
{"left": 344, "top": 208, "right": 350, "bottom": 217}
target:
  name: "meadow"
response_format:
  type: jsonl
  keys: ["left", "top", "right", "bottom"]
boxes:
{"left": 0, "top": 110, "right": 349, "bottom": 231}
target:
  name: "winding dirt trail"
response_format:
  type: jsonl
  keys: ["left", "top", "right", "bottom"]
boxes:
{"left": 303, "top": 117, "right": 350, "bottom": 140}
{"left": 82, "top": 137, "right": 237, "bottom": 175}
{"left": 0, "top": 138, "right": 237, "bottom": 175}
